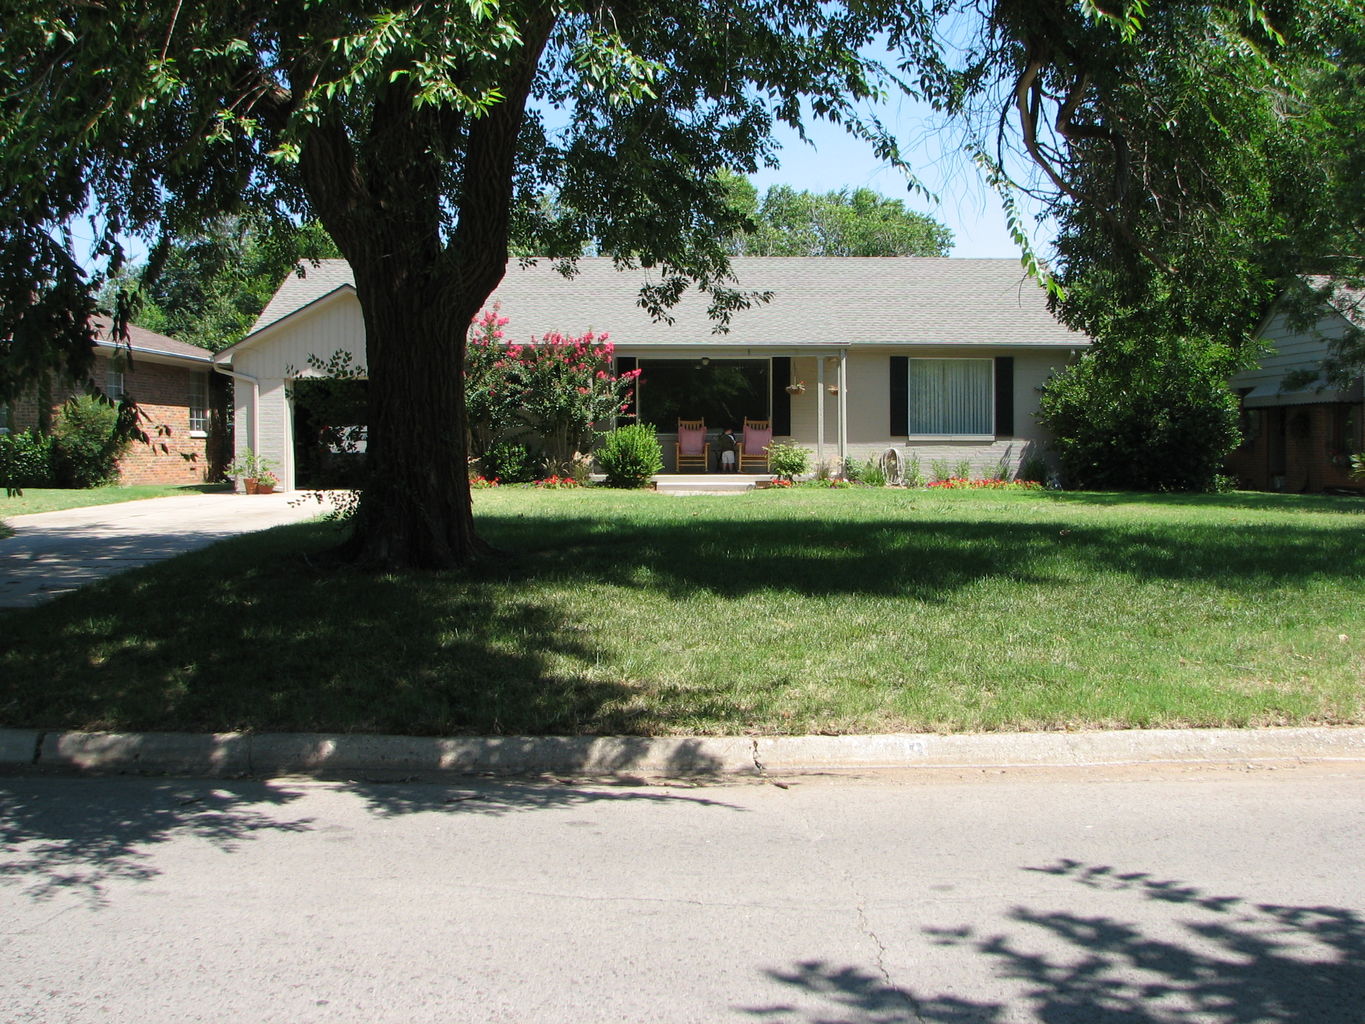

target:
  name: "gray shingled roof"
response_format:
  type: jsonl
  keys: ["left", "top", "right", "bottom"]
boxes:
{"left": 1305, "top": 275, "right": 1365, "bottom": 329}
{"left": 93, "top": 315, "right": 212, "bottom": 362}
{"left": 251, "top": 257, "right": 1086, "bottom": 348}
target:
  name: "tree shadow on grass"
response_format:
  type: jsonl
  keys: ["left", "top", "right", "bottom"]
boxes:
{"left": 0, "top": 776, "right": 313, "bottom": 907}
{"left": 742, "top": 860, "right": 1365, "bottom": 1023}
{"left": 3, "top": 495, "right": 1363, "bottom": 735}
{"left": 481, "top": 507, "right": 1364, "bottom": 601}
{"left": 1, "top": 523, "right": 647, "bottom": 735}
{"left": 1043, "top": 490, "right": 1365, "bottom": 516}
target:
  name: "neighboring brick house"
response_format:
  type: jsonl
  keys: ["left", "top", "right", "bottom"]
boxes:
{"left": 1227, "top": 279, "right": 1364, "bottom": 494}
{"left": 2, "top": 317, "right": 229, "bottom": 485}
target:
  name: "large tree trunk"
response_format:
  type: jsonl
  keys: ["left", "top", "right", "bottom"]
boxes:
{"left": 339, "top": 255, "right": 495, "bottom": 569}
{"left": 291, "top": 9, "right": 554, "bottom": 570}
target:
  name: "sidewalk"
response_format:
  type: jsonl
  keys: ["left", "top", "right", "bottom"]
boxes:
{"left": 3, "top": 726, "right": 1363, "bottom": 779}
{"left": 0, "top": 491, "right": 335, "bottom": 610}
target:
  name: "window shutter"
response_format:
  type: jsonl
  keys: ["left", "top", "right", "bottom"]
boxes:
{"left": 771, "top": 357, "right": 792, "bottom": 435}
{"left": 889, "top": 356, "right": 908, "bottom": 435}
{"left": 616, "top": 356, "right": 637, "bottom": 428}
{"left": 994, "top": 357, "right": 1014, "bottom": 437}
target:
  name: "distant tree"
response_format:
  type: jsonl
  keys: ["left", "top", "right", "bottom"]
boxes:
{"left": 135, "top": 219, "right": 340, "bottom": 352}
{"left": 721, "top": 175, "right": 952, "bottom": 257}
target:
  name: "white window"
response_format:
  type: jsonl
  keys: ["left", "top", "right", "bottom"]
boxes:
{"left": 908, "top": 358, "right": 994, "bottom": 436}
{"left": 188, "top": 375, "right": 209, "bottom": 435}
{"left": 105, "top": 368, "right": 125, "bottom": 401}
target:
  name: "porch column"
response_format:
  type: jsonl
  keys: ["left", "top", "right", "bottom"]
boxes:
{"left": 816, "top": 355, "right": 826, "bottom": 468}
{"left": 837, "top": 347, "right": 848, "bottom": 464}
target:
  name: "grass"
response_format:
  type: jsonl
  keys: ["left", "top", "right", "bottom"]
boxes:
{"left": 1, "top": 487, "right": 1362, "bottom": 737}
{"left": 0, "top": 482, "right": 231, "bottom": 518}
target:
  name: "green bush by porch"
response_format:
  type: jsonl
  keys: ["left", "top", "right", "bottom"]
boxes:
{"left": 1, "top": 488, "right": 1360, "bottom": 736}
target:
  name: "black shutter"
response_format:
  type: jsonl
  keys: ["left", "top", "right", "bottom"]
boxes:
{"left": 994, "top": 357, "right": 1014, "bottom": 437}
{"left": 616, "top": 356, "right": 637, "bottom": 428}
{"left": 771, "top": 357, "right": 792, "bottom": 435}
{"left": 889, "top": 356, "right": 908, "bottom": 436}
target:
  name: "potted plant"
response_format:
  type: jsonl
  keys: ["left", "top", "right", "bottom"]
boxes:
{"left": 785, "top": 380, "right": 807, "bottom": 395}
{"left": 225, "top": 450, "right": 279, "bottom": 494}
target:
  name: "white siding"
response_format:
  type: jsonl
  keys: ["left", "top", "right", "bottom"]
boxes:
{"left": 228, "top": 295, "right": 367, "bottom": 490}
{"left": 1231, "top": 306, "right": 1358, "bottom": 403}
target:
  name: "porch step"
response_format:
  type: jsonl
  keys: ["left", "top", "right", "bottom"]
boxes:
{"left": 653, "top": 474, "right": 765, "bottom": 495}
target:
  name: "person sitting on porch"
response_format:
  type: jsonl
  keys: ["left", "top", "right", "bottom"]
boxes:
{"left": 716, "top": 425, "right": 739, "bottom": 472}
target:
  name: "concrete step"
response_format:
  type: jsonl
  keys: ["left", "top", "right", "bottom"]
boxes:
{"left": 653, "top": 474, "right": 765, "bottom": 495}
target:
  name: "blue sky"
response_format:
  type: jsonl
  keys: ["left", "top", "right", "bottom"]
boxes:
{"left": 76, "top": 86, "right": 1050, "bottom": 269}
{"left": 747, "top": 100, "right": 1050, "bottom": 260}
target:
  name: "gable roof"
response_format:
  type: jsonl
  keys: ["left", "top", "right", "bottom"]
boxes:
{"left": 245, "top": 256, "right": 1087, "bottom": 349}
{"left": 249, "top": 259, "right": 359, "bottom": 336}
{"left": 93, "top": 316, "right": 212, "bottom": 364}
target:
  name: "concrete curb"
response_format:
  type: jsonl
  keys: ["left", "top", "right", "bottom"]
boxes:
{"left": 2, "top": 726, "right": 1363, "bottom": 778}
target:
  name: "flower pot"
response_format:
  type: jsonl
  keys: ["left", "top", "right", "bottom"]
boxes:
{"left": 244, "top": 479, "right": 276, "bottom": 495}
{"left": 785, "top": 385, "right": 806, "bottom": 395}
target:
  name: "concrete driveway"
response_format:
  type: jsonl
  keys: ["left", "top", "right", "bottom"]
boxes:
{"left": 0, "top": 491, "right": 337, "bottom": 611}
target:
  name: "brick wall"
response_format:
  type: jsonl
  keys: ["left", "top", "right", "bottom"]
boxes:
{"left": 5, "top": 357, "right": 218, "bottom": 486}
{"left": 100, "top": 356, "right": 213, "bottom": 485}
{"left": 1226, "top": 401, "right": 1363, "bottom": 493}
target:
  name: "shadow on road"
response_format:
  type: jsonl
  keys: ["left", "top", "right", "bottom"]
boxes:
{"left": 743, "top": 860, "right": 1365, "bottom": 1023}
{"left": 0, "top": 772, "right": 744, "bottom": 909}
{"left": 347, "top": 775, "right": 749, "bottom": 820}
{"left": 0, "top": 778, "right": 314, "bottom": 906}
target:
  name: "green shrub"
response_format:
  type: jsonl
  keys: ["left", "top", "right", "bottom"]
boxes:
{"left": 767, "top": 441, "right": 812, "bottom": 482}
{"left": 596, "top": 423, "right": 663, "bottom": 487}
{"left": 1018, "top": 452, "right": 1049, "bottom": 483}
{"left": 859, "top": 457, "right": 887, "bottom": 487}
{"left": 482, "top": 440, "right": 535, "bottom": 483}
{"left": 1038, "top": 339, "right": 1240, "bottom": 492}
{"left": 52, "top": 396, "right": 128, "bottom": 488}
{"left": 0, "top": 431, "right": 56, "bottom": 489}
{"left": 905, "top": 452, "right": 926, "bottom": 488}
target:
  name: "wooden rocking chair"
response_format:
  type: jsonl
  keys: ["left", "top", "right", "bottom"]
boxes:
{"left": 737, "top": 418, "right": 773, "bottom": 472}
{"left": 675, "top": 418, "right": 711, "bottom": 472}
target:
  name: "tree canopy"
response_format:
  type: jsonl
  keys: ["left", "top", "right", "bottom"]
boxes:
{"left": 721, "top": 175, "right": 953, "bottom": 257}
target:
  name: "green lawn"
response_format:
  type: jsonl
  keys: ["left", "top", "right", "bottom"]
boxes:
{"left": 2, "top": 487, "right": 1361, "bottom": 736}
{"left": 1, "top": 483, "right": 231, "bottom": 517}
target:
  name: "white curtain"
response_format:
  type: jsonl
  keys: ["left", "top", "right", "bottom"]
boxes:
{"left": 908, "top": 359, "right": 993, "bottom": 435}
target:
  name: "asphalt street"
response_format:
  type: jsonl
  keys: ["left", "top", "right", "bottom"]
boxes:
{"left": 3, "top": 762, "right": 1362, "bottom": 1023}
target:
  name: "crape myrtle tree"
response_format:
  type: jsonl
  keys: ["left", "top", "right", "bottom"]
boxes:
{"left": 1, "top": 0, "right": 935, "bottom": 568}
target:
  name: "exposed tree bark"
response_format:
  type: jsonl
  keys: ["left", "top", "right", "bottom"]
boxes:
{"left": 293, "top": 8, "right": 556, "bottom": 569}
